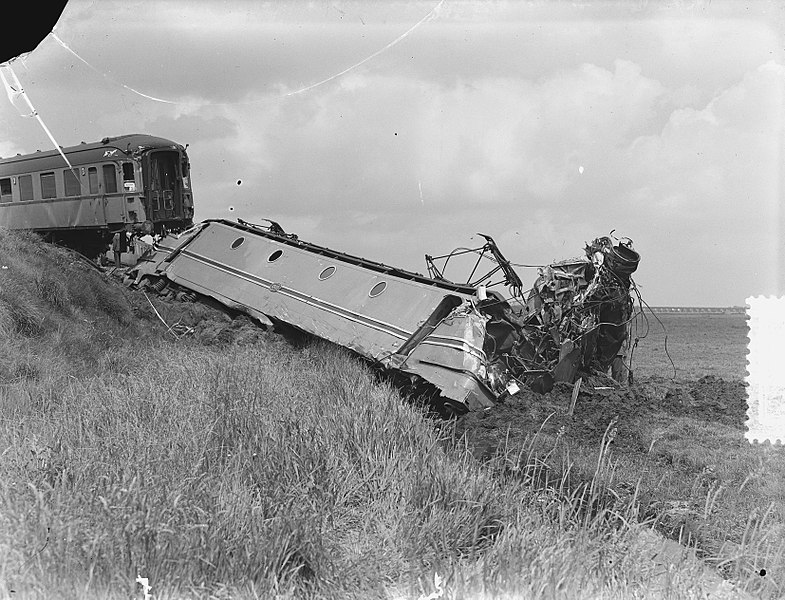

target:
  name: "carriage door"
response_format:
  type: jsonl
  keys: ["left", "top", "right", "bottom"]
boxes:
{"left": 145, "top": 150, "right": 181, "bottom": 222}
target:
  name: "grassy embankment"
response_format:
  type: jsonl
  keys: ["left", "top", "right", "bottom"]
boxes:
{"left": 0, "top": 229, "right": 781, "bottom": 599}
{"left": 458, "top": 374, "right": 784, "bottom": 594}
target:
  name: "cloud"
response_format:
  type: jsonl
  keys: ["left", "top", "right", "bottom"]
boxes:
{"left": 207, "top": 57, "right": 782, "bottom": 304}
{"left": 598, "top": 60, "right": 785, "bottom": 303}
{"left": 193, "top": 58, "right": 667, "bottom": 225}
{"left": 0, "top": 140, "right": 24, "bottom": 160}
{"left": 623, "top": 60, "right": 783, "bottom": 221}
{"left": 3, "top": 1, "right": 781, "bottom": 304}
{"left": 48, "top": 1, "right": 447, "bottom": 105}
{"left": 144, "top": 113, "right": 239, "bottom": 145}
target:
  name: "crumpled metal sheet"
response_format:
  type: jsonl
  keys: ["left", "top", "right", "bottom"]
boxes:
{"left": 477, "top": 236, "right": 638, "bottom": 394}
{"left": 400, "top": 300, "right": 496, "bottom": 409}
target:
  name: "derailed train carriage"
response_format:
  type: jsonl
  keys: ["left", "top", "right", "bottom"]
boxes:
{"left": 129, "top": 219, "right": 640, "bottom": 414}
{"left": 0, "top": 134, "right": 194, "bottom": 257}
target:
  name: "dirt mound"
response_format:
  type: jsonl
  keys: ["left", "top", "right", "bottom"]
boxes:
{"left": 455, "top": 375, "right": 748, "bottom": 459}
{"left": 192, "top": 312, "right": 272, "bottom": 346}
{"left": 456, "top": 380, "right": 637, "bottom": 459}
{"left": 626, "top": 376, "right": 747, "bottom": 428}
{"left": 688, "top": 375, "right": 747, "bottom": 428}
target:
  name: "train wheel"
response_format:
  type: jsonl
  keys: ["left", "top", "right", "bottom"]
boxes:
{"left": 438, "top": 399, "right": 468, "bottom": 420}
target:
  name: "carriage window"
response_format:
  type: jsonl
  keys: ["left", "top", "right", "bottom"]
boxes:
{"left": 122, "top": 162, "right": 134, "bottom": 181}
{"left": 102, "top": 164, "right": 117, "bottom": 193}
{"left": 122, "top": 162, "right": 136, "bottom": 191}
{"left": 19, "top": 175, "right": 33, "bottom": 201}
{"left": 63, "top": 169, "right": 81, "bottom": 196}
{"left": 319, "top": 266, "right": 336, "bottom": 280}
{"left": 369, "top": 281, "right": 388, "bottom": 297}
{"left": 88, "top": 167, "right": 98, "bottom": 194}
{"left": 181, "top": 157, "right": 190, "bottom": 189}
{"left": 40, "top": 172, "right": 56, "bottom": 199}
{"left": 0, "top": 178, "right": 11, "bottom": 202}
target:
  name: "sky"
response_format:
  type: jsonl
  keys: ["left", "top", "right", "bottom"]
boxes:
{"left": 1, "top": 0, "right": 783, "bottom": 306}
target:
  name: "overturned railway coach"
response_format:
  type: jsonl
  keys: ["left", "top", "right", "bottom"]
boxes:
{"left": 0, "top": 134, "right": 194, "bottom": 256}
{"left": 130, "top": 219, "right": 640, "bottom": 415}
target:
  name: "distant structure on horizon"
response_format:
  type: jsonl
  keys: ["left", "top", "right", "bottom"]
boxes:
{"left": 647, "top": 306, "right": 746, "bottom": 314}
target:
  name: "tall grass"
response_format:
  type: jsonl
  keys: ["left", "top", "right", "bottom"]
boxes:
{"left": 3, "top": 338, "right": 769, "bottom": 599}
{"left": 0, "top": 229, "right": 138, "bottom": 383}
{"left": 0, "top": 229, "right": 779, "bottom": 599}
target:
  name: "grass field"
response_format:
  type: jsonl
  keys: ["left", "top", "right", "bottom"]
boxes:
{"left": 0, "top": 230, "right": 781, "bottom": 600}
{"left": 630, "top": 313, "right": 749, "bottom": 381}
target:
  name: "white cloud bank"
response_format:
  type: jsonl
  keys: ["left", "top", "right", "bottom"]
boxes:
{"left": 2, "top": 2, "right": 782, "bottom": 304}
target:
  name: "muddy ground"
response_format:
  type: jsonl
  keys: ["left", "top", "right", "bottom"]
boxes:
{"left": 456, "top": 375, "right": 747, "bottom": 460}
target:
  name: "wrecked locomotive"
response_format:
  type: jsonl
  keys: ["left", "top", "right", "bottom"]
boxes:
{"left": 127, "top": 219, "right": 639, "bottom": 415}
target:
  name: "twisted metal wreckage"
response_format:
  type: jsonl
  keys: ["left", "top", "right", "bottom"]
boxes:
{"left": 128, "top": 219, "right": 640, "bottom": 414}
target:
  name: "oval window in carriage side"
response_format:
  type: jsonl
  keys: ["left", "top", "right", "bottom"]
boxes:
{"left": 369, "top": 281, "right": 387, "bottom": 298}
{"left": 319, "top": 265, "right": 336, "bottom": 280}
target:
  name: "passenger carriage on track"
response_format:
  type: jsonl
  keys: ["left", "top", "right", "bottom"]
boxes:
{"left": 0, "top": 134, "right": 194, "bottom": 257}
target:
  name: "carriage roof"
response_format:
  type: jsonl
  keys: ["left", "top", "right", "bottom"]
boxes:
{"left": 0, "top": 134, "right": 185, "bottom": 174}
